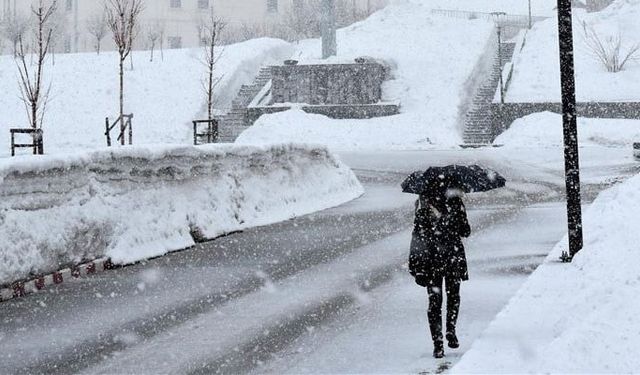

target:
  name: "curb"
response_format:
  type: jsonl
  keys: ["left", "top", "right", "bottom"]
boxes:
{"left": 0, "top": 258, "right": 115, "bottom": 303}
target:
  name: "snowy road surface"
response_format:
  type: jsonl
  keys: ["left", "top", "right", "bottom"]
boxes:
{"left": 0, "top": 149, "right": 635, "bottom": 374}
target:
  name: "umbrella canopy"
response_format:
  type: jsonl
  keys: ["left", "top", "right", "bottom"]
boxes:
{"left": 401, "top": 165, "right": 506, "bottom": 195}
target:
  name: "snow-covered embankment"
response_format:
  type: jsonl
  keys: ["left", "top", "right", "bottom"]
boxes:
{"left": 453, "top": 173, "right": 640, "bottom": 373}
{"left": 0, "top": 144, "right": 363, "bottom": 286}
{"left": 0, "top": 38, "right": 292, "bottom": 157}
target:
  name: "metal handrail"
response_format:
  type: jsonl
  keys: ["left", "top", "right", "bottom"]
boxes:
{"left": 430, "top": 8, "right": 549, "bottom": 26}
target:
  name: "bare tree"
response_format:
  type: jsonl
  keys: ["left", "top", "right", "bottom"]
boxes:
{"left": 146, "top": 20, "right": 163, "bottom": 62}
{"left": 201, "top": 9, "right": 226, "bottom": 122}
{"left": 158, "top": 22, "right": 165, "bottom": 61}
{"left": 106, "top": 0, "right": 143, "bottom": 142}
{"left": 582, "top": 21, "right": 640, "bottom": 72}
{"left": 3, "top": 12, "right": 30, "bottom": 57}
{"left": 86, "top": 10, "right": 108, "bottom": 55}
{"left": 15, "top": 0, "right": 57, "bottom": 131}
{"left": 0, "top": 18, "right": 6, "bottom": 54}
{"left": 47, "top": 6, "right": 68, "bottom": 65}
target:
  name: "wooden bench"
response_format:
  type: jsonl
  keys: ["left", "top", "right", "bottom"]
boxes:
{"left": 10, "top": 128, "right": 44, "bottom": 156}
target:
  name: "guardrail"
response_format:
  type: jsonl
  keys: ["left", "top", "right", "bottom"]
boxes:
{"left": 430, "top": 8, "right": 550, "bottom": 26}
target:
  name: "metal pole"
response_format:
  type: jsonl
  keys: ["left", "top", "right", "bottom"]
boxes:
{"left": 528, "top": 0, "right": 532, "bottom": 29}
{"left": 321, "top": 0, "right": 337, "bottom": 59}
{"left": 498, "top": 27, "right": 504, "bottom": 104}
{"left": 556, "top": 0, "right": 584, "bottom": 260}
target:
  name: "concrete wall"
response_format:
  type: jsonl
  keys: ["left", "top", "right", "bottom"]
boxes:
{"left": 492, "top": 102, "right": 640, "bottom": 134}
{"left": 271, "top": 62, "right": 388, "bottom": 105}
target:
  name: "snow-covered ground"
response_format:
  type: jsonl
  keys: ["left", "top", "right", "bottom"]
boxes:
{"left": 506, "top": 0, "right": 640, "bottom": 102}
{"left": 0, "top": 144, "right": 363, "bottom": 285}
{"left": 236, "top": 1, "right": 495, "bottom": 149}
{"left": 0, "top": 38, "right": 292, "bottom": 158}
{"left": 454, "top": 170, "right": 640, "bottom": 373}
{"left": 250, "top": 202, "right": 569, "bottom": 374}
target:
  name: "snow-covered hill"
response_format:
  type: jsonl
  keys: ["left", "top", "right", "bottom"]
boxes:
{"left": 0, "top": 38, "right": 292, "bottom": 158}
{"left": 236, "top": 1, "right": 495, "bottom": 149}
{"left": 506, "top": 0, "right": 640, "bottom": 102}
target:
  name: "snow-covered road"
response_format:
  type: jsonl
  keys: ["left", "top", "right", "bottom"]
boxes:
{"left": 0, "top": 148, "right": 635, "bottom": 374}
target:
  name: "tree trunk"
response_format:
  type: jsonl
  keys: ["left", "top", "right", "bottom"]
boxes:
{"left": 119, "top": 56, "right": 124, "bottom": 145}
{"left": 207, "top": 46, "right": 214, "bottom": 121}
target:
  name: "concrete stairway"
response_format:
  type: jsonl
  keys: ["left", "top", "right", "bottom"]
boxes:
{"left": 463, "top": 42, "right": 516, "bottom": 145}
{"left": 217, "top": 67, "right": 273, "bottom": 143}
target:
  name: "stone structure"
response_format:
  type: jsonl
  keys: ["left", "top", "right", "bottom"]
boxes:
{"left": 244, "top": 60, "right": 399, "bottom": 126}
{"left": 271, "top": 62, "right": 387, "bottom": 105}
{"left": 492, "top": 102, "right": 640, "bottom": 135}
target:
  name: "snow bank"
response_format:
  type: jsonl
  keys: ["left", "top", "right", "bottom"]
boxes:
{"left": 0, "top": 38, "right": 292, "bottom": 157}
{"left": 237, "top": 1, "right": 494, "bottom": 150}
{"left": 506, "top": 0, "right": 640, "bottom": 102}
{"left": 495, "top": 112, "right": 640, "bottom": 147}
{"left": 0, "top": 144, "right": 363, "bottom": 286}
{"left": 453, "top": 173, "right": 640, "bottom": 373}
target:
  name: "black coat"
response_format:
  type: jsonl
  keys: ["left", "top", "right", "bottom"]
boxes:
{"left": 409, "top": 195, "right": 471, "bottom": 285}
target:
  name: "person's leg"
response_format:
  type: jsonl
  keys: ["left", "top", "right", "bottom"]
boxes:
{"left": 427, "top": 277, "right": 445, "bottom": 357}
{"left": 445, "top": 277, "right": 461, "bottom": 348}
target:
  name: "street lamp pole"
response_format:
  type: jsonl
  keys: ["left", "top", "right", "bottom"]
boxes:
{"left": 556, "top": 0, "right": 584, "bottom": 261}
{"left": 528, "top": 0, "right": 532, "bottom": 29}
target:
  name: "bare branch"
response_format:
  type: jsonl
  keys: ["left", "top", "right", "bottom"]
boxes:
{"left": 582, "top": 20, "right": 640, "bottom": 73}
{"left": 105, "top": 0, "right": 144, "bottom": 144}
{"left": 86, "top": 10, "right": 108, "bottom": 54}
{"left": 15, "top": 0, "right": 57, "bottom": 130}
{"left": 201, "top": 7, "right": 227, "bottom": 121}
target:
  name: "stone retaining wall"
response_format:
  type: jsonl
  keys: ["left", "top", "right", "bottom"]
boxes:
{"left": 492, "top": 102, "right": 640, "bottom": 134}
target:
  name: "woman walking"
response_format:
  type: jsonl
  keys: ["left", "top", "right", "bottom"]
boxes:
{"left": 409, "top": 189, "right": 471, "bottom": 358}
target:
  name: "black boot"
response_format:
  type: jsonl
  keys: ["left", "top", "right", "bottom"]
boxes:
{"left": 433, "top": 340, "right": 445, "bottom": 358}
{"left": 446, "top": 331, "right": 459, "bottom": 349}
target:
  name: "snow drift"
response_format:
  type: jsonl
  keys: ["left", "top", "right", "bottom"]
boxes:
{"left": 453, "top": 173, "right": 640, "bottom": 373}
{"left": 0, "top": 144, "right": 363, "bottom": 286}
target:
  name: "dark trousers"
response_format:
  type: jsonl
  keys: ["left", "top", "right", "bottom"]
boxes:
{"left": 426, "top": 276, "right": 461, "bottom": 344}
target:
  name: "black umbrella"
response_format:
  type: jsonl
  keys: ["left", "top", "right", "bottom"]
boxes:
{"left": 401, "top": 165, "right": 506, "bottom": 195}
